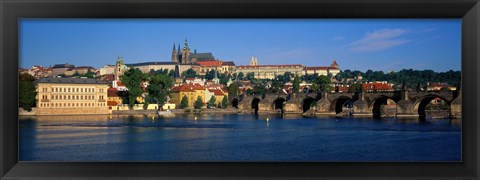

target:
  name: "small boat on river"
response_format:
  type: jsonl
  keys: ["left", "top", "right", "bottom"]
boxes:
{"left": 157, "top": 109, "right": 175, "bottom": 117}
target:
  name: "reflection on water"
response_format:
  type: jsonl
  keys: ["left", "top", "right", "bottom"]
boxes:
{"left": 19, "top": 114, "right": 461, "bottom": 162}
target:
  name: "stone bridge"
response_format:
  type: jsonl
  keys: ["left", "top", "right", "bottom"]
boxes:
{"left": 233, "top": 90, "right": 461, "bottom": 118}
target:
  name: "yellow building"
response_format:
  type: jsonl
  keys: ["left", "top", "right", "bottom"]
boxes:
{"left": 35, "top": 77, "right": 110, "bottom": 115}
{"left": 170, "top": 83, "right": 206, "bottom": 108}
{"left": 207, "top": 88, "right": 228, "bottom": 106}
{"left": 304, "top": 60, "right": 340, "bottom": 77}
{"left": 236, "top": 64, "right": 304, "bottom": 79}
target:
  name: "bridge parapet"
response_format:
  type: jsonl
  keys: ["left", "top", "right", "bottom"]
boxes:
{"left": 327, "top": 92, "right": 355, "bottom": 102}
{"left": 407, "top": 91, "right": 454, "bottom": 102}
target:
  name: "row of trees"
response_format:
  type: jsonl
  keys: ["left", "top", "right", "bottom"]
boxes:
{"left": 179, "top": 95, "right": 229, "bottom": 109}
{"left": 334, "top": 69, "right": 461, "bottom": 89}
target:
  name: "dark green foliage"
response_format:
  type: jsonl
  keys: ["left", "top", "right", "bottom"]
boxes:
{"left": 120, "top": 68, "right": 146, "bottom": 107}
{"left": 348, "top": 82, "right": 363, "bottom": 93}
{"left": 312, "top": 75, "right": 332, "bottom": 93}
{"left": 194, "top": 96, "right": 203, "bottom": 109}
{"left": 182, "top": 69, "right": 197, "bottom": 78}
{"left": 19, "top": 74, "right": 36, "bottom": 111}
{"left": 249, "top": 84, "right": 266, "bottom": 95}
{"left": 245, "top": 72, "right": 255, "bottom": 81}
{"left": 237, "top": 72, "right": 244, "bottom": 80}
{"left": 208, "top": 96, "right": 216, "bottom": 108}
{"left": 72, "top": 71, "right": 80, "bottom": 76}
{"left": 147, "top": 74, "right": 173, "bottom": 106}
{"left": 221, "top": 95, "right": 228, "bottom": 108}
{"left": 205, "top": 69, "right": 216, "bottom": 80}
{"left": 180, "top": 95, "right": 189, "bottom": 109}
{"left": 228, "top": 82, "right": 239, "bottom": 97}
{"left": 292, "top": 75, "right": 300, "bottom": 93}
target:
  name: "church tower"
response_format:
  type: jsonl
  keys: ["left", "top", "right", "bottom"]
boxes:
{"left": 181, "top": 38, "right": 191, "bottom": 64}
{"left": 171, "top": 43, "right": 178, "bottom": 63}
{"left": 331, "top": 60, "right": 339, "bottom": 68}
{"left": 250, "top": 56, "right": 258, "bottom": 66}
{"left": 114, "top": 55, "right": 125, "bottom": 81}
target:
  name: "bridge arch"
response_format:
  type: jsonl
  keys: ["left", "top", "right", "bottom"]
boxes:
{"left": 369, "top": 96, "right": 396, "bottom": 118}
{"left": 231, "top": 98, "right": 239, "bottom": 108}
{"left": 302, "top": 96, "right": 317, "bottom": 113}
{"left": 331, "top": 96, "right": 353, "bottom": 114}
{"left": 273, "top": 97, "right": 286, "bottom": 113}
{"left": 251, "top": 97, "right": 261, "bottom": 114}
{"left": 413, "top": 95, "right": 451, "bottom": 118}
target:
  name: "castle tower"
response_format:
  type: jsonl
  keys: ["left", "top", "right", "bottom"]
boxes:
{"left": 171, "top": 43, "right": 178, "bottom": 63}
{"left": 250, "top": 56, "right": 258, "bottom": 66}
{"left": 181, "top": 38, "right": 191, "bottom": 64}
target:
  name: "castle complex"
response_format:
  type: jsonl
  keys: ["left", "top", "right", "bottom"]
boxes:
{"left": 172, "top": 39, "right": 215, "bottom": 64}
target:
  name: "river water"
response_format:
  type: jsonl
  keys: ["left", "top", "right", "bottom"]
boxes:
{"left": 19, "top": 114, "right": 461, "bottom": 162}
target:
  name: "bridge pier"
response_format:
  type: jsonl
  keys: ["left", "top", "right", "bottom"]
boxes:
{"left": 284, "top": 98, "right": 303, "bottom": 114}
{"left": 315, "top": 98, "right": 334, "bottom": 115}
{"left": 450, "top": 93, "right": 461, "bottom": 118}
{"left": 395, "top": 99, "right": 416, "bottom": 117}
{"left": 353, "top": 100, "right": 370, "bottom": 116}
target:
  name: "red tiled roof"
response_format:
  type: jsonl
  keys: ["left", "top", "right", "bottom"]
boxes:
{"left": 100, "top": 74, "right": 115, "bottom": 81}
{"left": 197, "top": 60, "right": 223, "bottom": 67}
{"left": 362, "top": 83, "right": 393, "bottom": 91}
{"left": 171, "top": 83, "right": 205, "bottom": 92}
{"left": 116, "top": 81, "right": 125, "bottom": 86}
{"left": 107, "top": 88, "right": 118, "bottom": 97}
{"left": 237, "top": 64, "right": 303, "bottom": 68}
{"left": 107, "top": 101, "right": 119, "bottom": 106}
{"left": 209, "top": 89, "right": 225, "bottom": 96}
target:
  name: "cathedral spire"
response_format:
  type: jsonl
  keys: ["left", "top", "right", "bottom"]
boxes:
{"left": 173, "top": 43, "right": 176, "bottom": 50}
{"left": 184, "top": 38, "right": 189, "bottom": 49}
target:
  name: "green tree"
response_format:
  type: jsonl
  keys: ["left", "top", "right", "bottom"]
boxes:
{"left": 168, "top": 69, "right": 176, "bottom": 77}
{"left": 194, "top": 96, "right": 204, "bottom": 109}
{"left": 205, "top": 69, "right": 216, "bottom": 80}
{"left": 293, "top": 75, "right": 300, "bottom": 93}
{"left": 180, "top": 95, "right": 189, "bottom": 109}
{"left": 348, "top": 82, "right": 363, "bottom": 93}
{"left": 208, "top": 96, "right": 216, "bottom": 108}
{"left": 250, "top": 84, "right": 266, "bottom": 95}
{"left": 182, "top": 69, "right": 197, "bottom": 78}
{"left": 312, "top": 75, "right": 332, "bottom": 93}
{"left": 72, "top": 71, "right": 80, "bottom": 76}
{"left": 147, "top": 74, "right": 173, "bottom": 107}
{"left": 237, "top": 72, "right": 245, "bottom": 80}
{"left": 246, "top": 72, "right": 255, "bottom": 81}
{"left": 221, "top": 95, "right": 228, "bottom": 108}
{"left": 120, "top": 68, "right": 146, "bottom": 107}
{"left": 19, "top": 74, "right": 36, "bottom": 111}
{"left": 227, "top": 82, "right": 239, "bottom": 97}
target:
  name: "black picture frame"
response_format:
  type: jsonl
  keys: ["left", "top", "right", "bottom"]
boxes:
{"left": 1, "top": 0, "right": 479, "bottom": 179}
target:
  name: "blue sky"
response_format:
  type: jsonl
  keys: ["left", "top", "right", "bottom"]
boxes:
{"left": 20, "top": 19, "right": 461, "bottom": 72}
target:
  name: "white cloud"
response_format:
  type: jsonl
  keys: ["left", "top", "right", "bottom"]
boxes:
{"left": 330, "top": 36, "right": 345, "bottom": 41}
{"left": 346, "top": 29, "right": 410, "bottom": 52}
